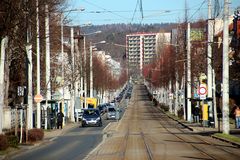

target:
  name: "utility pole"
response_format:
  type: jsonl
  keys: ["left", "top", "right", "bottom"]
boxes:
{"left": 74, "top": 34, "right": 83, "bottom": 122}
{"left": 90, "top": 42, "right": 93, "bottom": 98}
{"left": 45, "top": 4, "right": 51, "bottom": 104}
{"left": 186, "top": 22, "right": 192, "bottom": 122}
{"left": 26, "top": 44, "right": 33, "bottom": 129}
{"left": 45, "top": 4, "right": 51, "bottom": 129}
{"left": 222, "top": 0, "right": 230, "bottom": 134}
{"left": 70, "top": 27, "right": 75, "bottom": 122}
{"left": 0, "top": 37, "right": 8, "bottom": 134}
{"left": 83, "top": 36, "right": 87, "bottom": 108}
{"left": 60, "top": 13, "right": 65, "bottom": 126}
{"left": 89, "top": 41, "right": 105, "bottom": 99}
{"left": 207, "top": 0, "right": 214, "bottom": 127}
{"left": 183, "top": 0, "right": 188, "bottom": 121}
{"left": 36, "top": 0, "right": 41, "bottom": 128}
{"left": 175, "top": 72, "right": 179, "bottom": 116}
{"left": 25, "top": 0, "right": 33, "bottom": 129}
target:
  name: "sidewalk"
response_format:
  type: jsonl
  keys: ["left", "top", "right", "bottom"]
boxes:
{"left": 43, "top": 122, "right": 79, "bottom": 141}
{"left": 166, "top": 112, "right": 240, "bottom": 147}
{"left": 0, "top": 122, "right": 79, "bottom": 160}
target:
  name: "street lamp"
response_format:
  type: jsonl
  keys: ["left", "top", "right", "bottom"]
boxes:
{"left": 60, "top": 7, "right": 85, "bottom": 124}
{"left": 90, "top": 41, "right": 106, "bottom": 98}
{"left": 82, "top": 31, "right": 102, "bottom": 108}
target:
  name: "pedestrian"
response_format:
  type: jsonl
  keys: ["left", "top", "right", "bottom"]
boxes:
{"left": 193, "top": 106, "right": 200, "bottom": 123}
{"left": 234, "top": 105, "right": 240, "bottom": 129}
{"left": 57, "top": 111, "right": 64, "bottom": 129}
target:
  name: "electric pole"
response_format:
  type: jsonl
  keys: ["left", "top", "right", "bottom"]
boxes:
{"left": 207, "top": 0, "right": 214, "bottom": 127}
{"left": 26, "top": 44, "right": 33, "bottom": 129}
{"left": 45, "top": 4, "right": 51, "bottom": 103}
{"left": 36, "top": 0, "right": 41, "bottom": 129}
{"left": 84, "top": 36, "right": 87, "bottom": 108}
{"left": 187, "top": 22, "right": 192, "bottom": 122}
{"left": 0, "top": 37, "right": 8, "bottom": 134}
{"left": 70, "top": 27, "right": 75, "bottom": 122}
{"left": 222, "top": 0, "right": 230, "bottom": 134}
{"left": 90, "top": 42, "right": 93, "bottom": 98}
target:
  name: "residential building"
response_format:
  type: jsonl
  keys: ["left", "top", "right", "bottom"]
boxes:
{"left": 126, "top": 32, "right": 170, "bottom": 77}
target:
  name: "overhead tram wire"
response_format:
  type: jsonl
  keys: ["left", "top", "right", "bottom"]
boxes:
{"left": 67, "top": 1, "right": 214, "bottom": 25}
{"left": 188, "top": 0, "right": 208, "bottom": 22}
{"left": 214, "top": 0, "right": 221, "bottom": 18}
{"left": 129, "top": 0, "right": 145, "bottom": 33}
{"left": 131, "top": 0, "right": 140, "bottom": 23}
{"left": 140, "top": 0, "right": 144, "bottom": 19}
{"left": 82, "top": 0, "right": 128, "bottom": 21}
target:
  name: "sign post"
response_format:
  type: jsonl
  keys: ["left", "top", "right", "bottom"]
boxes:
{"left": 198, "top": 83, "right": 208, "bottom": 127}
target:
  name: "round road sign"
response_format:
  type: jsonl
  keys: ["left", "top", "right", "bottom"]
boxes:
{"left": 34, "top": 94, "right": 43, "bottom": 103}
{"left": 198, "top": 85, "right": 207, "bottom": 95}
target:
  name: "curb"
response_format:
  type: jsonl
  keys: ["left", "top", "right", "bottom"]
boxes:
{"left": 156, "top": 106, "right": 194, "bottom": 132}
{"left": 159, "top": 107, "right": 240, "bottom": 148}
{"left": 211, "top": 135, "right": 240, "bottom": 148}
{"left": 0, "top": 141, "right": 45, "bottom": 160}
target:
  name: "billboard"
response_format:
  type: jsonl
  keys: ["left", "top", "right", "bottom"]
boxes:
{"left": 190, "top": 29, "right": 204, "bottom": 41}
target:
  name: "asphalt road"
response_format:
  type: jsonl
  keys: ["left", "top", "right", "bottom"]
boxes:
{"left": 10, "top": 124, "right": 102, "bottom": 160}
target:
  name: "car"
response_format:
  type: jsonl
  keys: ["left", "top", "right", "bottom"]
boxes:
{"left": 106, "top": 106, "right": 117, "bottom": 120}
{"left": 97, "top": 104, "right": 107, "bottom": 114}
{"left": 81, "top": 108, "right": 102, "bottom": 127}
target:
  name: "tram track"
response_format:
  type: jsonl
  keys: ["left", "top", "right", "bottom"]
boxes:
{"left": 84, "top": 84, "right": 240, "bottom": 160}
{"left": 149, "top": 102, "right": 240, "bottom": 160}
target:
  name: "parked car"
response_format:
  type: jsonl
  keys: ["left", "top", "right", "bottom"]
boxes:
{"left": 106, "top": 106, "right": 117, "bottom": 120}
{"left": 97, "top": 104, "right": 107, "bottom": 114}
{"left": 81, "top": 108, "right": 102, "bottom": 127}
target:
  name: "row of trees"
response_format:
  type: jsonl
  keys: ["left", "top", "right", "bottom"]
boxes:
{"left": 0, "top": 0, "right": 128, "bottom": 132}
{"left": 0, "top": 0, "right": 66, "bottom": 106}
{"left": 143, "top": 18, "right": 240, "bottom": 118}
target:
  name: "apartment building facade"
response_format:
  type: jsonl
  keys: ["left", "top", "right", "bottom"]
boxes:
{"left": 126, "top": 32, "right": 160, "bottom": 77}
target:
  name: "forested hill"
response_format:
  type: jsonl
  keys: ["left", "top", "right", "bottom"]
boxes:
{"left": 81, "top": 23, "right": 177, "bottom": 61}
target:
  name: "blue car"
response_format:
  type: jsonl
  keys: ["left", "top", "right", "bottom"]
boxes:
{"left": 81, "top": 108, "right": 102, "bottom": 127}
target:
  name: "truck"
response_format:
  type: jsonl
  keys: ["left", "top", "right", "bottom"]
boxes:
{"left": 80, "top": 97, "right": 99, "bottom": 108}
{"left": 75, "top": 97, "right": 99, "bottom": 122}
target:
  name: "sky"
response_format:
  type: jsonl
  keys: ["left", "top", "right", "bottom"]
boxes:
{"left": 65, "top": 0, "right": 240, "bottom": 25}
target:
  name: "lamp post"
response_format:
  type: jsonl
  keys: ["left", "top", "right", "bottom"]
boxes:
{"left": 60, "top": 7, "right": 85, "bottom": 124}
{"left": 82, "top": 31, "right": 102, "bottom": 108}
{"left": 36, "top": 0, "right": 41, "bottom": 128}
{"left": 89, "top": 41, "right": 106, "bottom": 98}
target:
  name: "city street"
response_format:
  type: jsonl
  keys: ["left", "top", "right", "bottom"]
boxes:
{"left": 85, "top": 84, "right": 240, "bottom": 160}
{"left": 1, "top": 1, "right": 240, "bottom": 160}
{"left": 2, "top": 84, "right": 240, "bottom": 160}
{"left": 9, "top": 118, "right": 114, "bottom": 160}
{"left": 7, "top": 101, "right": 126, "bottom": 160}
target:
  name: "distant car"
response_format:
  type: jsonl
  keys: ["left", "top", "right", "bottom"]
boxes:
{"left": 81, "top": 108, "right": 102, "bottom": 127}
{"left": 106, "top": 106, "right": 117, "bottom": 120}
{"left": 97, "top": 104, "right": 107, "bottom": 114}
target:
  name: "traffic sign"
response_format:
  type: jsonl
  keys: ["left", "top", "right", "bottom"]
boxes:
{"left": 198, "top": 84, "right": 207, "bottom": 100}
{"left": 34, "top": 94, "right": 43, "bottom": 103}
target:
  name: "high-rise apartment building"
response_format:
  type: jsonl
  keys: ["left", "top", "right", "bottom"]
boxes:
{"left": 126, "top": 33, "right": 159, "bottom": 76}
{"left": 126, "top": 32, "right": 171, "bottom": 78}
